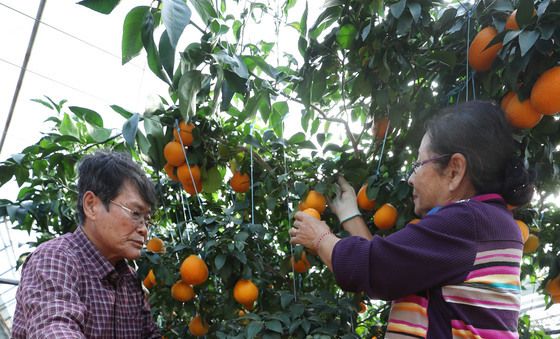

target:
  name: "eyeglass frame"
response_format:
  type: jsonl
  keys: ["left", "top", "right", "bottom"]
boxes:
{"left": 407, "top": 154, "right": 451, "bottom": 180}
{"left": 110, "top": 200, "right": 153, "bottom": 228}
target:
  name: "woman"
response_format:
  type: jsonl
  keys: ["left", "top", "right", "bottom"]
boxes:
{"left": 289, "top": 101, "right": 533, "bottom": 338}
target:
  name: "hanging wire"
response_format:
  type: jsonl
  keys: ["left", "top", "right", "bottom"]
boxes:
{"left": 179, "top": 190, "right": 192, "bottom": 242}
{"left": 249, "top": 122, "right": 255, "bottom": 226}
{"left": 175, "top": 119, "right": 205, "bottom": 213}
{"left": 465, "top": 7, "right": 472, "bottom": 101}
{"left": 375, "top": 112, "right": 391, "bottom": 176}
{"left": 282, "top": 120, "right": 298, "bottom": 301}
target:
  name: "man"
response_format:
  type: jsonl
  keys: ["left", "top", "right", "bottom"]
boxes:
{"left": 12, "top": 151, "right": 161, "bottom": 338}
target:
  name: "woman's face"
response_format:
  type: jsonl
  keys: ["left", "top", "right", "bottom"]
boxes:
{"left": 408, "top": 134, "right": 451, "bottom": 216}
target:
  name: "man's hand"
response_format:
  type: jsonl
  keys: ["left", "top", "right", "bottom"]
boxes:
{"left": 329, "top": 177, "right": 361, "bottom": 223}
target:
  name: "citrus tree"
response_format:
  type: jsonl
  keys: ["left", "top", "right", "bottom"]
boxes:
{"left": 1, "top": 0, "right": 560, "bottom": 337}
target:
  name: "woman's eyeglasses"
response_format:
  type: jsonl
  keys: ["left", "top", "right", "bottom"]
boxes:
{"left": 407, "top": 154, "right": 451, "bottom": 179}
{"left": 110, "top": 200, "right": 152, "bottom": 228}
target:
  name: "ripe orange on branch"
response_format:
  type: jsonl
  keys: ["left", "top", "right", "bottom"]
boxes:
{"left": 515, "top": 220, "right": 529, "bottom": 243}
{"left": 304, "top": 190, "right": 326, "bottom": 214}
{"left": 173, "top": 121, "right": 195, "bottom": 146}
{"left": 180, "top": 255, "right": 209, "bottom": 286}
{"left": 302, "top": 208, "right": 321, "bottom": 220}
{"left": 177, "top": 164, "right": 201, "bottom": 184}
{"left": 523, "top": 234, "right": 539, "bottom": 254}
{"left": 230, "top": 171, "right": 250, "bottom": 193}
{"left": 291, "top": 251, "right": 311, "bottom": 273}
{"left": 468, "top": 26, "right": 502, "bottom": 72}
{"left": 163, "top": 141, "right": 186, "bottom": 166}
{"left": 504, "top": 93, "right": 543, "bottom": 129}
{"left": 182, "top": 179, "right": 203, "bottom": 196}
{"left": 374, "top": 203, "right": 398, "bottom": 230}
{"left": 163, "top": 163, "right": 179, "bottom": 182}
{"left": 233, "top": 279, "right": 259, "bottom": 305}
{"left": 146, "top": 237, "right": 165, "bottom": 253}
{"left": 143, "top": 269, "right": 156, "bottom": 289}
{"left": 530, "top": 66, "right": 560, "bottom": 115}
{"left": 171, "top": 280, "right": 195, "bottom": 302}
{"left": 357, "top": 185, "right": 376, "bottom": 211}
{"left": 188, "top": 315, "right": 209, "bottom": 336}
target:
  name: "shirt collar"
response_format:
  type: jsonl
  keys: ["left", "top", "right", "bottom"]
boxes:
{"left": 73, "top": 227, "right": 122, "bottom": 281}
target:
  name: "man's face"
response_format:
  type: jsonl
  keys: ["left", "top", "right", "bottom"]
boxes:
{"left": 94, "top": 181, "right": 151, "bottom": 264}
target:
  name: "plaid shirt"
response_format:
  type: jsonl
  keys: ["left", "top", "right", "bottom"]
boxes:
{"left": 12, "top": 227, "right": 160, "bottom": 338}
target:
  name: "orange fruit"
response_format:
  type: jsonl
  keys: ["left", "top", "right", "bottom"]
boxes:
{"left": 357, "top": 185, "right": 376, "bottom": 211}
{"left": 164, "top": 163, "right": 179, "bottom": 182}
{"left": 505, "top": 10, "right": 520, "bottom": 30}
{"left": 545, "top": 275, "right": 560, "bottom": 298}
{"left": 530, "top": 66, "right": 560, "bottom": 115}
{"left": 230, "top": 171, "right": 250, "bottom": 193}
{"left": 180, "top": 255, "right": 209, "bottom": 286}
{"left": 515, "top": 220, "right": 529, "bottom": 243}
{"left": 358, "top": 301, "right": 367, "bottom": 314}
{"left": 173, "top": 121, "right": 195, "bottom": 146}
{"left": 302, "top": 208, "right": 321, "bottom": 220}
{"left": 523, "top": 234, "right": 539, "bottom": 254}
{"left": 291, "top": 251, "right": 311, "bottom": 273}
{"left": 233, "top": 279, "right": 259, "bottom": 305}
{"left": 143, "top": 269, "right": 156, "bottom": 289}
{"left": 500, "top": 91, "right": 516, "bottom": 111}
{"left": 504, "top": 93, "right": 543, "bottom": 129}
{"left": 182, "top": 179, "right": 203, "bottom": 196}
{"left": 374, "top": 117, "right": 390, "bottom": 140}
{"left": 298, "top": 201, "right": 309, "bottom": 211}
{"left": 468, "top": 26, "right": 503, "bottom": 72}
{"left": 373, "top": 203, "right": 398, "bottom": 230}
{"left": 146, "top": 237, "right": 165, "bottom": 253}
{"left": 188, "top": 315, "right": 209, "bottom": 336}
{"left": 304, "top": 190, "right": 327, "bottom": 214}
{"left": 177, "top": 164, "right": 201, "bottom": 185}
{"left": 171, "top": 280, "right": 195, "bottom": 302}
{"left": 163, "top": 141, "right": 186, "bottom": 166}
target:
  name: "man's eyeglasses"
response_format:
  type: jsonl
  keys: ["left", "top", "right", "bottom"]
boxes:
{"left": 407, "top": 154, "right": 451, "bottom": 179}
{"left": 110, "top": 200, "right": 152, "bottom": 228}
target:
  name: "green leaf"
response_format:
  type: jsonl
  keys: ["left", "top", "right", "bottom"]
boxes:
{"left": 178, "top": 70, "right": 202, "bottom": 119}
{"left": 396, "top": 14, "right": 412, "bottom": 36}
{"left": 204, "top": 166, "right": 223, "bottom": 193}
{"left": 161, "top": 0, "right": 191, "bottom": 48}
{"left": 280, "top": 293, "right": 293, "bottom": 309}
{"left": 408, "top": 2, "right": 421, "bottom": 23}
{"left": 30, "top": 98, "right": 53, "bottom": 110}
{"left": 77, "top": 0, "right": 120, "bottom": 14}
{"left": 122, "top": 6, "right": 149, "bottom": 65}
{"left": 390, "top": 0, "right": 407, "bottom": 19}
{"left": 59, "top": 113, "right": 79, "bottom": 138}
{"left": 0, "top": 164, "right": 14, "bottom": 186}
{"left": 214, "top": 254, "right": 226, "bottom": 270}
{"left": 123, "top": 113, "right": 140, "bottom": 148}
{"left": 517, "top": 0, "right": 535, "bottom": 27}
{"left": 69, "top": 106, "right": 103, "bottom": 127}
{"left": 519, "top": 31, "right": 540, "bottom": 56}
{"left": 288, "top": 132, "right": 306, "bottom": 144}
{"left": 141, "top": 11, "right": 165, "bottom": 82}
{"left": 309, "top": 6, "right": 341, "bottom": 40}
{"left": 299, "top": 2, "right": 308, "bottom": 37}
{"left": 189, "top": 0, "right": 218, "bottom": 25}
{"left": 89, "top": 126, "right": 112, "bottom": 142}
{"left": 110, "top": 105, "right": 134, "bottom": 119}
{"left": 242, "top": 56, "right": 278, "bottom": 79}
{"left": 265, "top": 320, "right": 283, "bottom": 333}
{"left": 213, "top": 51, "right": 249, "bottom": 79}
{"left": 159, "top": 31, "right": 175, "bottom": 80}
{"left": 247, "top": 321, "right": 264, "bottom": 339}
{"left": 336, "top": 24, "right": 357, "bottom": 49}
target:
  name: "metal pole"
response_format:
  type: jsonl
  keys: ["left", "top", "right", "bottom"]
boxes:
{"left": 0, "top": 0, "right": 48, "bottom": 154}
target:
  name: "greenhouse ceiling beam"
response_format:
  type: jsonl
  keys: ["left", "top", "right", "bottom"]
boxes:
{"left": 0, "top": 0, "right": 47, "bottom": 154}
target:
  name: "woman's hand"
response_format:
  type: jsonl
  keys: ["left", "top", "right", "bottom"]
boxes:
{"left": 289, "top": 211, "right": 331, "bottom": 252}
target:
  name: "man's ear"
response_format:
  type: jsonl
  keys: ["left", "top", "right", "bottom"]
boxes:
{"left": 447, "top": 153, "right": 469, "bottom": 191}
{"left": 82, "top": 191, "right": 99, "bottom": 220}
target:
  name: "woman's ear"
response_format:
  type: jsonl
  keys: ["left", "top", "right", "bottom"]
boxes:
{"left": 447, "top": 153, "right": 469, "bottom": 191}
{"left": 82, "top": 191, "right": 98, "bottom": 221}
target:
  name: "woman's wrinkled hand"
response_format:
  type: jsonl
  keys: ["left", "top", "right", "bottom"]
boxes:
{"left": 289, "top": 211, "right": 331, "bottom": 252}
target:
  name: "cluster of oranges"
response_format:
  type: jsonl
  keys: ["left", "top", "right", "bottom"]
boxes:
{"left": 293, "top": 190, "right": 327, "bottom": 273}
{"left": 515, "top": 219, "right": 539, "bottom": 254}
{"left": 468, "top": 11, "right": 560, "bottom": 129}
{"left": 357, "top": 183, "right": 399, "bottom": 230}
{"left": 143, "top": 237, "right": 211, "bottom": 336}
{"left": 163, "top": 121, "right": 203, "bottom": 195}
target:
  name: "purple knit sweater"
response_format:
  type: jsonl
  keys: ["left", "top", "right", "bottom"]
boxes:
{"left": 332, "top": 194, "right": 522, "bottom": 338}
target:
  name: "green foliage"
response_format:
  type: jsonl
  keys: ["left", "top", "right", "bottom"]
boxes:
{"left": 4, "top": 0, "right": 560, "bottom": 336}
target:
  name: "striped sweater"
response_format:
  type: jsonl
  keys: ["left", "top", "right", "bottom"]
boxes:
{"left": 332, "top": 194, "right": 522, "bottom": 338}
